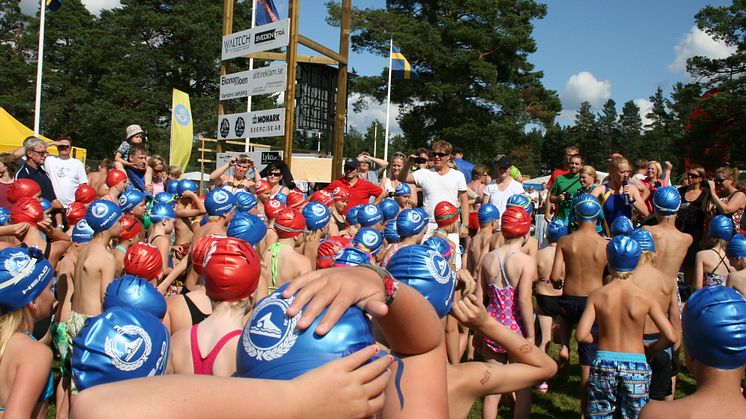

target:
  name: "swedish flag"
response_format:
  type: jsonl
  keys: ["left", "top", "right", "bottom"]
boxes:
{"left": 46, "top": 0, "right": 62, "bottom": 12}
{"left": 391, "top": 45, "right": 419, "bottom": 80}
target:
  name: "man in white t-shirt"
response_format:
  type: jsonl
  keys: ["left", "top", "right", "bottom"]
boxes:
{"left": 483, "top": 155, "right": 525, "bottom": 217}
{"left": 44, "top": 136, "right": 88, "bottom": 207}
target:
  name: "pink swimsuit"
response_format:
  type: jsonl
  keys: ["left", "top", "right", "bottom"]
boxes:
{"left": 476, "top": 251, "right": 526, "bottom": 354}
{"left": 190, "top": 324, "right": 242, "bottom": 375}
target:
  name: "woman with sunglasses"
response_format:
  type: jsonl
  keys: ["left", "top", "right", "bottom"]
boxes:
{"left": 676, "top": 165, "right": 711, "bottom": 283}
{"left": 262, "top": 162, "right": 292, "bottom": 198}
{"left": 707, "top": 166, "right": 746, "bottom": 234}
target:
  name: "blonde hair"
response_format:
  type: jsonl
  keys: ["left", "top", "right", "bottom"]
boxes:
{"left": 168, "top": 165, "right": 183, "bottom": 179}
{"left": 148, "top": 154, "right": 165, "bottom": 170}
{"left": 609, "top": 156, "right": 630, "bottom": 174}
{"left": 611, "top": 271, "right": 633, "bottom": 280}
{"left": 717, "top": 166, "right": 745, "bottom": 191}
{"left": 579, "top": 165, "right": 598, "bottom": 183}
{"left": 0, "top": 310, "right": 24, "bottom": 358}
{"left": 209, "top": 296, "right": 253, "bottom": 314}
{"left": 639, "top": 251, "right": 656, "bottom": 266}
{"left": 647, "top": 161, "right": 662, "bottom": 178}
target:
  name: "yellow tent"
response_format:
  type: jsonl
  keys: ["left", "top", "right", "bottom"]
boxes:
{"left": 0, "top": 107, "right": 87, "bottom": 162}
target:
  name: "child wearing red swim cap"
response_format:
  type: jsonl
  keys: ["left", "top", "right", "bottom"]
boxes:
{"left": 259, "top": 208, "right": 311, "bottom": 299}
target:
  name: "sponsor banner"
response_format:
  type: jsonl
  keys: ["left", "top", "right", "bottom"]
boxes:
{"left": 220, "top": 64, "right": 287, "bottom": 100}
{"left": 217, "top": 108, "right": 285, "bottom": 140}
{"left": 216, "top": 151, "right": 284, "bottom": 176}
{"left": 221, "top": 19, "right": 290, "bottom": 60}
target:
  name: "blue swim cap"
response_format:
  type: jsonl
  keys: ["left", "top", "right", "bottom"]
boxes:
{"left": 478, "top": 204, "right": 500, "bottom": 224}
{"left": 205, "top": 188, "right": 237, "bottom": 216}
{"left": 378, "top": 199, "right": 399, "bottom": 222}
{"left": 234, "top": 191, "right": 258, "bottom": 212}
{"left": 354, "top": 227, "right": 385, "bottom": 255}
{"left": 653, "top": 186, "right": 681, "bottom": 216}
{"left": 0, "top": 247, "right": 53, "bottom": 313}
{"left": 86, "top": 200, "right": 122, "bottom": 233}
{"left": 630, "top": 228, "right": 656, "bottom": 252}
{"left": 358, "top": 204, "right": 383, "bottom": 227}
{"left": 72, "top": 220, "right": 95, "bottom": 243}
{"left": 345, "top": 205, "right": 363, "bottom": 226}
{"left": 149, "top": 203, "right": 176, "bottom": 223}
{"left": 387, "top": 245, "right": 455, "bottom": 318}
{"left": 396, "top": 208, "right": 428, "bottom": 238}
{"left": 506, "top": 194, "right": 534, "bottom": 216}
{"left": 40, "top": 198, "right": 52, "bottom": 213}
{"left": 394, "top": 183, "right": 411, "bottom": 197}
{"left": 708, "top": 214, "right": 734, "bottom": 241}
{"left": 236, "top": 284, "right": 380, "bottom": 380}
{"left": 118, "top": 188, "right": 145, "bottom": 213}
{"left": 333, "top": 248, "right": 371, "bottom": 267}
{"left": 384, "top": 221, "right": 400, "bottom": 243}
{"left": 164, "top": 179, "right": 179, "bottom": 195}
{"left": 574, "top": 194, "right": 601, "bottom": 222}
{"left": 103, "top": 275, "right": 167, "bottom": 320}
{"left": 424, "top": 236, "right": 452, "bottom": 259}
{"left": 153, "top": 192, "right": 177, "bottom": 208}
{"left": 606, "top": 235, "right": 641, "bottom": 273}
{"left": 726, "top": 234, "right": 746, "bottom": 259}
{"left": 683, "top": 286, "right": 746, "bottom": 370}
{"left": 0, "top": 208, "right": 9, "bottom": 225}
{"left": 72, "top": 306, "right": 170, "bottom": 391}
{"left": 274, "top": 192, "right": 287, "bottom": 205}
{"left": 227, "top": 212, "right": 267, "bottom": 246}
{"left": 177, "top": 179, "right": 198, "bottom": 195}
{"left": 611, "top": 215, "right": 634, "bottom": 237}
{"left": 546, "top": 220, "right": 568, "bottom": 243}
{"left": 302, "top": 201, "right": 330, "bottom": 231}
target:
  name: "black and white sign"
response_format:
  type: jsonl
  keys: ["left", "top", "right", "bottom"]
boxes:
{"left": 219, "top": 64, "right": 287, "bottom": 100}
{"left": 216, "top": 151, "right": 284, "bottom": 176}
{"left": 217, "top": 108, "right": 285, "bottom": 140}
{"left": 222, "top": 19, "right": 290, "bottom": 61}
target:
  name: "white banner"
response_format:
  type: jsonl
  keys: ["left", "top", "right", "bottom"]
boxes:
{"left": 220, "top": 64, "right": 287, "bottom": 100}
{"left": 221, "top": 19, "right": 290, "bottom": 60}
{"left": 216, "top": 151, "right": 284, "bottom": 176}
{"left": 218, "top": 108, "right": 285, "bottom": 140}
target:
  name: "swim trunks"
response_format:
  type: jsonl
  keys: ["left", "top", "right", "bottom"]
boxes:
{"left": 587, "top": 351, "right": 651, "bottom": 419}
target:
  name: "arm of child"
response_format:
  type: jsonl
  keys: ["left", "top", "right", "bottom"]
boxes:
{"left": 157, "top": 256, "right": 188, "bottom": 295}
{"left": 693, "top": 251, "right": 704, "bottom": 290}
{"left": 99, "top": 256, "right": 117, "bottom": 304}
{"left": 518, "top": 260, "right": 536, "bottom": 342}
{"left": 452, "top": 294, "right": 557, "bottom": 396}
{"left": 575, "top": 295, "right": 597, "bottom": 344}
{"left": 4, "top": 343, "right": 53, "bottom": 419}
{"left": 114, "top": 151, "right": 130, "bottom": 169}
{"left": 154, "top": 237, "right": 172, "bottom": 277}
{"left": 550, "top": 241, "right": 565, "bottom": 289}
{"left": 646, "top": 298, "right": 678, "bottom": 353}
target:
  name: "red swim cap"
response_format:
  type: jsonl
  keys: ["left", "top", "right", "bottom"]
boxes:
{"left": 254, "top": 180, "right": 270, "bottom": 195}
{"left": 264, "top": 198, "right": 285, "bottom": 219}
{"left": 501, "top": 207, "right": 531, "bottom": 239}
{"left": 434, "top": 201, "right": 459, "bottom": 227}
{"left": 119, "top": 215, "right": 143, "bottom": 241}
{"left": 124, "top": 243, "right": 162, "bottom": 281}
{"left": 74, "top": 184, "right": 97, "bottom": 204}
{"left": 317, "top": 239, "right": 345, "bottom": 269}
{"left": 191, "top": 234, "right": 224, "bottom": 275}
{"left": 326, "top": 235, "right": 352, "bottom": 249}
{"left": 7, "top": 179, "right": 41, "bottom": 203}
{"left": 308, "top": 190, "right": 333, "bottom": 207}
{"left": 66, "top": 202, "right": 87, "bottom": 225}
{"left": 11, "top": 197, "right": 44, "bottom": 226}
{"left": 286, "top": 190, "right": 305, "bottom": 208}
{"left": 274, "top": 207, "right": 306, "bottom": 239}
{"left": 106, "top": 169, "right": 128, "bottom": 188}
{"left": 332, "top": 185, "right": 351, "bottom": 201}
{"left": 203, "top": 237, "right": 260, "bottom": 301}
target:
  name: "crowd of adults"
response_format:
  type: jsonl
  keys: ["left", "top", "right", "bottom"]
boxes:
{"left": 0, "top": 128, "right": 744, "bottom": 419}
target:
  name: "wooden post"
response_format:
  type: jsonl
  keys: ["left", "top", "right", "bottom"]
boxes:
{"left": 282, "top": 0, "right": 300, "bottom": 170}
{"left": 218, "top": 0, "right": 234, "bottom": 156}
{"left": 332, "top": 0, "right": 352, "bottom": 180}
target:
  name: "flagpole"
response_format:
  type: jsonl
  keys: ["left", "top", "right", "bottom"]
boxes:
{"left": 245, "top": 0, "right": 258, "bottom": 153}
{"left": 383, "top": 38, "right": 393, "bottom": 164}
{"left": 33, "top": 0, "right": 47, "bottom": 135}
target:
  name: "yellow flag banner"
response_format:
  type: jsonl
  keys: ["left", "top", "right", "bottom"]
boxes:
{"left": 170, "top": 89, "right": 193, "bottom": 172}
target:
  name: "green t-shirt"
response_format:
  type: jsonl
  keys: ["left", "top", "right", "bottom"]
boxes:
{"left": 550, "top": 174, "right": 582, "bottom": 222}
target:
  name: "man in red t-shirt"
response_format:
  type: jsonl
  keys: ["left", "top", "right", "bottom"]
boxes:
{"left": 325, "top": 158, "right": 386, "bottom": 213}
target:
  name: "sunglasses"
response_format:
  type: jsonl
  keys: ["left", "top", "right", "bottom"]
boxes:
{"left": 432, "top": 152, "right": 449, "bottom": 158}
{"left": 715, "top": 178, "right": 726, "bottom": 184}
{"left": 686, "top": 173, "right": 701, "bottom": 178}
{"left": 57, "top": 145, "right": 70, "bottom": 150}
{"left": 268, "top": 172, "right": 282, "bottom": 177}
{"left": 30, "top": 149, "right": 48, "bottom": 156}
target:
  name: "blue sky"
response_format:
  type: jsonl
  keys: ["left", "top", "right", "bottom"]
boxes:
{"left": 24, "top": 0, "right": 736, "bottom": 132}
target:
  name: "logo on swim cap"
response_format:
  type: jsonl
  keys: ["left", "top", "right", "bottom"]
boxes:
{"left": 91, "top": 203, "right": 108, "bottom": 218}
{"left": 118, "top": 195, "right": 127, "bottom": 206}
{"left": 243, "top": 293, "right": 299, "bottom": 361}
{"left": 269, "top": 200, "right": 281, "bottom": 208}
{"left": 201, "top": 240, "right": 218, "bottom": 270}
{"left": 212, "top": 190, "right": 230, "bottom": 204}
{"left": 362, "top": 230, "right": 378, "bottom": 247}
{"left": 312, "top": 204, "right": 326, "bottom": 216}
{"left": 425, "top": 250, "right": 451, "bottom": 285}
{"left": 104, "top": 324, "right": 152, "bottom": 371}
{"left": 365, "top": 206, "right": 377, "bottom": 215}
{"left": 2, "top": 251, "right": 33, "bottom": 284}
{"left": 410, "top": 211, "right": 422, "bottom": 223}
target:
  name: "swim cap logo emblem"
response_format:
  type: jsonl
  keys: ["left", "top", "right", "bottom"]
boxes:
{"left": 0, "top": 251, "right": 35, "bottom": 290}
{"left": 92, "top": 203, "right": 108, "bottom": 218}
{"left": 363, "top": 231, "right": 377, "bottom": 247}
{"left": 365, "top": 206, "right": 377, "bottom": 215}
{"left": 104, "top": 324, "right": 152, "bottom": 372}
{"left": 410, "top": 212, "right": 421, "bottom": 223}
{"left": 312, "top": 205, "right": 326, "bottom": 216}
{"left": 202, "top": 241, "right": 218, "bottom": 269}
{"left": 243, "top": 293, "right": 299, "bottom": 361}
{"left": 425, "top": 251, "right": 451, "bottom": 284}
{"left": 118, "top": 195, "right": 127, "bottom": 206}
{"left": 213, "top": 191, "right": 229, "bottom": 204}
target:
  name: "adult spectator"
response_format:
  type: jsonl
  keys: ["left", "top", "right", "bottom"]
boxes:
{"left": 707, "top": 166, "right": 745, "bottom": 234}
{"left": 210, "top": 154, "right": 260, "bottom": 194}
{"left": 548, "top": 154, "right": 583, "bottom": 223}
{"left": 89, "top": 158, "right": 112, "bottom": 196}
{"left": 355, "top": 151, "right": 388, "bottom": 184}
{"left": 379, "top": 153, "right": 417, "bottom": 207}
{"left": 14, "top": 136, "right": 61, "bottom": 209}
{"left": 590, "top": 155, "right": 648, "bottom": 225}
{"left": 453, "top": 147, "right": 475, "bottom": 183}
{"left": 0, "top": 154, "right": 18, "bottom": 211}
{"left": 399, "top": 140, "right": 470, "bottom": 239}
{"left": 124, "top": 144, "right": 149, "bottom": 191}
{"left": 324, "top": 158, "right": 385, "bottom": 213}
{"left": 676, "top": 165, "right": 710, "bottom": 284}
{"left": 42, "top": 136, "right": 87, "bottom": 207}
{"left": 482, "top": 155, "right": 524, "bottom": 217}
{"left": 547, "top": 146, "right": 579, "bottom": 189}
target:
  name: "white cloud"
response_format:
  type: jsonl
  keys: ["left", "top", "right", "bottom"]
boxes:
{"left": 21, "top": 0, "right": 120, "bottom": 15}
{"left": 346, "top": 93, "right": 402, "bottom": 137}
{"left": 562, "top": 71, "right": 612, "bottom": 111}
{"left": 668, "top": 26, "right": 736, "bottom": 77}
{"left": 634, "top": 98, "right": 654, "bottom": 128}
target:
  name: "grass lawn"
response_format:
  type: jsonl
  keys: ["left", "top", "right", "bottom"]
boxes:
{"left": 467, "top": 338, "right": 696, "bottom": 418}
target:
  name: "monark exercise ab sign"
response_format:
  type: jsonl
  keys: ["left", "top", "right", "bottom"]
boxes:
{"left": 218, "top": 108, "right": 285, "bottom": 140}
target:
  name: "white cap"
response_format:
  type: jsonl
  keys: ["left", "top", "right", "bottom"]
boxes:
{"left": 125, "top": 124, "right": 144, "bottom": 140}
